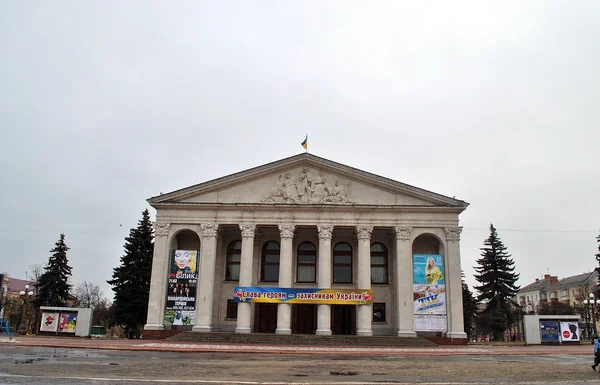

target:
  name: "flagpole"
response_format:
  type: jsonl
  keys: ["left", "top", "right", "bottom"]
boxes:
{"left": 305, "top": 133, "right": 308, "bottom": 153}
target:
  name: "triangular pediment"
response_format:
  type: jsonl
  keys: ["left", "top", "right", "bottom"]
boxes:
{"left": 148, "top": 153, "right": 468, "bottom": 209}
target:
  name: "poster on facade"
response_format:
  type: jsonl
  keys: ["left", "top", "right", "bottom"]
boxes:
{"left": 39, "top": 312, "right": 59, "bottom": 332}
{"left": 559, "top": 321, "right": 580, "bottom": 342}
{"left": 414, "top": 314, "right": 448, "bottom": 332}
{"left": 164, "top": 250, "right": 200, "bottom": 325}
{"left": 58, "top": 312, "right": 77, "bottom": 333}
{"left": 540, "top": 320, "right": 560, "bottom": 342}
{"left": 413, "top": 254, "right": 446, "bottom": 316}
{"left": 233, "top": 287, "right": 373, "bottom": 305}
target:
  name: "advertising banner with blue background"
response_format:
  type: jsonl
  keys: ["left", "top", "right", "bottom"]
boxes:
{"left": 233, "top": 287, "right": 373, "bottom": 305}
{"left": 413, "top": 254, "right": 446, "bottom": 316}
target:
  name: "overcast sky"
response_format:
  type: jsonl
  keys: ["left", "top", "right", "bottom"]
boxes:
{"left": 1, "top": 1, "right": 598, "bottom": 300}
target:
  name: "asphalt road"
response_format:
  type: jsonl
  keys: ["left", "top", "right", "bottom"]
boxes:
{"left": 0, "top": 345, "right": 599, "bottom": 385}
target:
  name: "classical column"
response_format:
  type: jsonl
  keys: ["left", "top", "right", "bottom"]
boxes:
{"left": 276, "top": 224, "right": 295, "bottom": 335}
{"left": 395, "top": 226, "right": 417, "bottom": 337}
{"left": 193, "top": 223, "right": 219, "bottom": 332}
{"left": 445, "top": 227, "right": 467, "bottom": 339}
{"left": 144, "top": 222, "right": 171, "bottom": 331}
{"left": 236, "top": 224, "right": 256, "bottom": 334}
{"left": 316, "top": 224, "right": 334, "bottom": 335}
{"left": 356, "top": 225, "right": 373, "bottom": 336}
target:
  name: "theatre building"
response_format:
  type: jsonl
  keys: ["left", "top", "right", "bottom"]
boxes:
{"left": 144, "top": 153, "right": 469, "bottom": 343}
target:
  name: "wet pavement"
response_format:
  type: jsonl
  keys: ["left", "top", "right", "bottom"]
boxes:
{"left": 0, "top": 336, "right": 598, "bottom": 384}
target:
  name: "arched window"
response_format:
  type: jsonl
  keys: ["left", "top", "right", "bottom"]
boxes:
{"left": 261, "top": 241, "right": 280, "bottom": 282}
{"left": 370, "top": 243, "right": 388, "bottom": 284}
{"left": 225, "top": 240, "right": 242, "bottom": 281}
{"left": 333, "top": 242, "right": 352, "bottom": 284}
{"left": 297, "top": 242, "right": 316, "bottom": 283}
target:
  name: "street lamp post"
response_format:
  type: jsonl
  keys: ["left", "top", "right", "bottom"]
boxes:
{"left": 18, "top": 285, "right": 34, "bottom": 335}
{"left": 584, "top": 293, "right": 600, "bottom": 338}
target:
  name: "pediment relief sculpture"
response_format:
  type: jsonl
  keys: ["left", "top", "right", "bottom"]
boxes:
{"left": 262, "top": 168, "right": 353, "bottom": 204}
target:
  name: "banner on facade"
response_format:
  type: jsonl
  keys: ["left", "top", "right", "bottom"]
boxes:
{"left": 164, "top": 249, "right": 200, "bottom": 325}
{"left": 233, "top": 287, "right": 373, "bottom": 305}
{"left": 58, "top": 312, "right": 77, "bottom": 333}
{"left": 40, "top": 312, "right": 59, "bottom": 332}
{"left": 413, "top": 254, "right": 446, "bottom": 315}
{"left": 559, "top": 321, "right": 580, "bottom": 341}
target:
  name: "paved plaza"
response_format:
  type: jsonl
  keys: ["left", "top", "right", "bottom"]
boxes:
{"left": 0, "top": 336, "right": 599, "bottom": 384}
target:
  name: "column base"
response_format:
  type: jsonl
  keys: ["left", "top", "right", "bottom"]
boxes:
{"left": 143, "top": 323, "right": 165, "bottom": 331}
{"left": 275, "top": 328, "right": 291, "bottom": 335}
{"left": 315, "top": 328, "right": 332, "bottom": 336}
{"left": 192, "top": 325, "right": 213, "bottom": 333}
{"left": 397, "top": 331, "right": 417, "bottom": 338}
{"left": 356, "top": 329, "right": 373, "bottom": 336}
{"left": 446, "top": 331, "right": 468, "bottom": 339}
{"left": 235, "top": 326, "right": 252, "bottom": 334}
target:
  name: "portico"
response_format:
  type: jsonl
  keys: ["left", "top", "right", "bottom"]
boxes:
{"left": 144, "top": 153, "right": 469, "bottom": 343}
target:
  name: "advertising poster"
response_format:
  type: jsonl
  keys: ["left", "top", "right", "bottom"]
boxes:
{"left": 40, "top": 312, "right": 59, "bottom": 332}
{"left": 540, "top": 321, "right": 560, "bottom": 343}
{"left": 58, "top": 312, "right": 77, "bottom": 333}
{"left": 413, "top": 254, "right": 446, "bottom": 316}
{"left": 164, "top": 250, "right": 199, "bottom": 325}
{"left": 233, "top": 287, "right": 373, "bottom": 305}
{"left": 559, "top": 321, "right": 580, "bottom": 342}
{"left": 414, "top": 314, "right": 448, "bottom": 332}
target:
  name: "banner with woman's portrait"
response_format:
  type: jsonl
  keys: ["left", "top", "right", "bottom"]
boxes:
{"left": 164, "top": 249, "right": 199, "bottom": 326}
{"left": 413, "top": 254, "right": 447, "bottom": 331}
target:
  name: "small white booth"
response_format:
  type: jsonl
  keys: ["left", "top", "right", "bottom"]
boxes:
{"left": 523, "top": 315, "right": 581, "bottom": 345}
{"left": 38, "top": 306, "right": 92, "bottom": 337}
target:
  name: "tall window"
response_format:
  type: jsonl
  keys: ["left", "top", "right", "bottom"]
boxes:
{"left": 261, "top": 241, "right": 280, "bottom": 282}
{"left": 370, "top": 243, "right": 388, "bottom": 284}
{"left": 225, "top": 240, "right": 242, "bottom": 281}
{"left": 333, "top": 242, "right": 352, "bottom": 284}
{"left": 297, "top": 242, "right": 316, "bottom": 283}
{"left": 226, "top": 299, "right": 238, "bottom": 319}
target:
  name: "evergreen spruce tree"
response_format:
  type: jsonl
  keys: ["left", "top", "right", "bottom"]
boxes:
{"left": 461, "top": 271, "right": 479, "bottom": 340}
{"left": 473, "top": 224, "right": 520, "bottom": 340}
{"left": 595, "top": 232, "right": 600, "bottom": 289}
{"left": 34, "top": 234, "right": 73, "bottom": 308}
{"left": 107, "top": 209, "right": 154, "bottom": 339}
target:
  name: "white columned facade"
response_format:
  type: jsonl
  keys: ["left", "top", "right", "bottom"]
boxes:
{"left": 144, "top": 222, "right": 171, "bottom": 330}
{"left": 276, "top": 224, "right": 295, "bottom": 335}
{"left": 356, "top": 225, "right": 373, "bottom": 336}
{"left": 394, "top": 226, "right": 416, "bottom": 337}
{"left": 316, "top": 224, "right": 334, "bottom": 335}
{"left": 193, "top": 223, "right": 219, "bottom": 332}
{"left": 236, "top": 224, "right": 256, "bottom": 334}
{"left": 445, "top": 227, "right": 467, "bottom": 339}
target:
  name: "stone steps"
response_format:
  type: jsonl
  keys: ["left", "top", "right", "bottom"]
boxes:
{"left": 166, "top": 331, "right": 438, "bottom": 347}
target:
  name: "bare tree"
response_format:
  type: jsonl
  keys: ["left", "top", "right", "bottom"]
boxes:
{"left": 72, "top": 281, "right": 104, "bottom": 309}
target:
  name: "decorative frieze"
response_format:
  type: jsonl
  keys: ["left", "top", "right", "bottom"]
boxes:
{"left": 200, "top": 223, "right": 219, "bottom": 238}
{"left": 262, "top": 168, "right": 353, "bottom": 204}
{"left": 394, "top": 226, "right": 412, "bottom": 241}
{"left": 317, "top": 225, "right": 334, "bottom": 240}
{"left": 278, "top": 224, "right": 296, "bottom": 239}
{"left": 153, "top": 222, "right": 170, "bottom": 237}
{"left": 445, "top": 227, "right": 462, "bottom": 242}
{"left": 356, "top": 226, "right": 373, "bottom": 240}
{"left": 239, "top": 224, "right": 256, "bottom": 238}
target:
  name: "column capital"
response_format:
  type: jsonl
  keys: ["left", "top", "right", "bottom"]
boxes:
{"left": 317, "top": 225, "right": 334, "bottom": 240}
{"left": 278, "top": 224, "right": 295, "bottom": 239}
{"left": 445, "top": 227, "right": 462, "bottom": 242}
{"left": 200, "top": 223, "right": 219, "bottom": 238}
{"left": 153, "top": 222, "right": 170, "bottom": 237}
{"left": 356, "top": 226, "right": 373, "bottom": 240}
{"left": 239, "top": 224, "right": 256, "bottom": 238}
{"left": 394, "top": 226, "right": 412, "bottom": 241}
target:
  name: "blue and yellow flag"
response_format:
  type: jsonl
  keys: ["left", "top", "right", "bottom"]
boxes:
{"left": 301, "top": 134, "right": 308, "bottom": 150}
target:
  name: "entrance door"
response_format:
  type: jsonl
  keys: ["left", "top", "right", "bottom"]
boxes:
{"left": 255, "top": 304, "right": 278, "bottom": 333}
{"left": 331, "top": 305, "right": 356, "bottom": 335}
{"left": 293, "top": 305, "right": 316, "bottom": 334}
